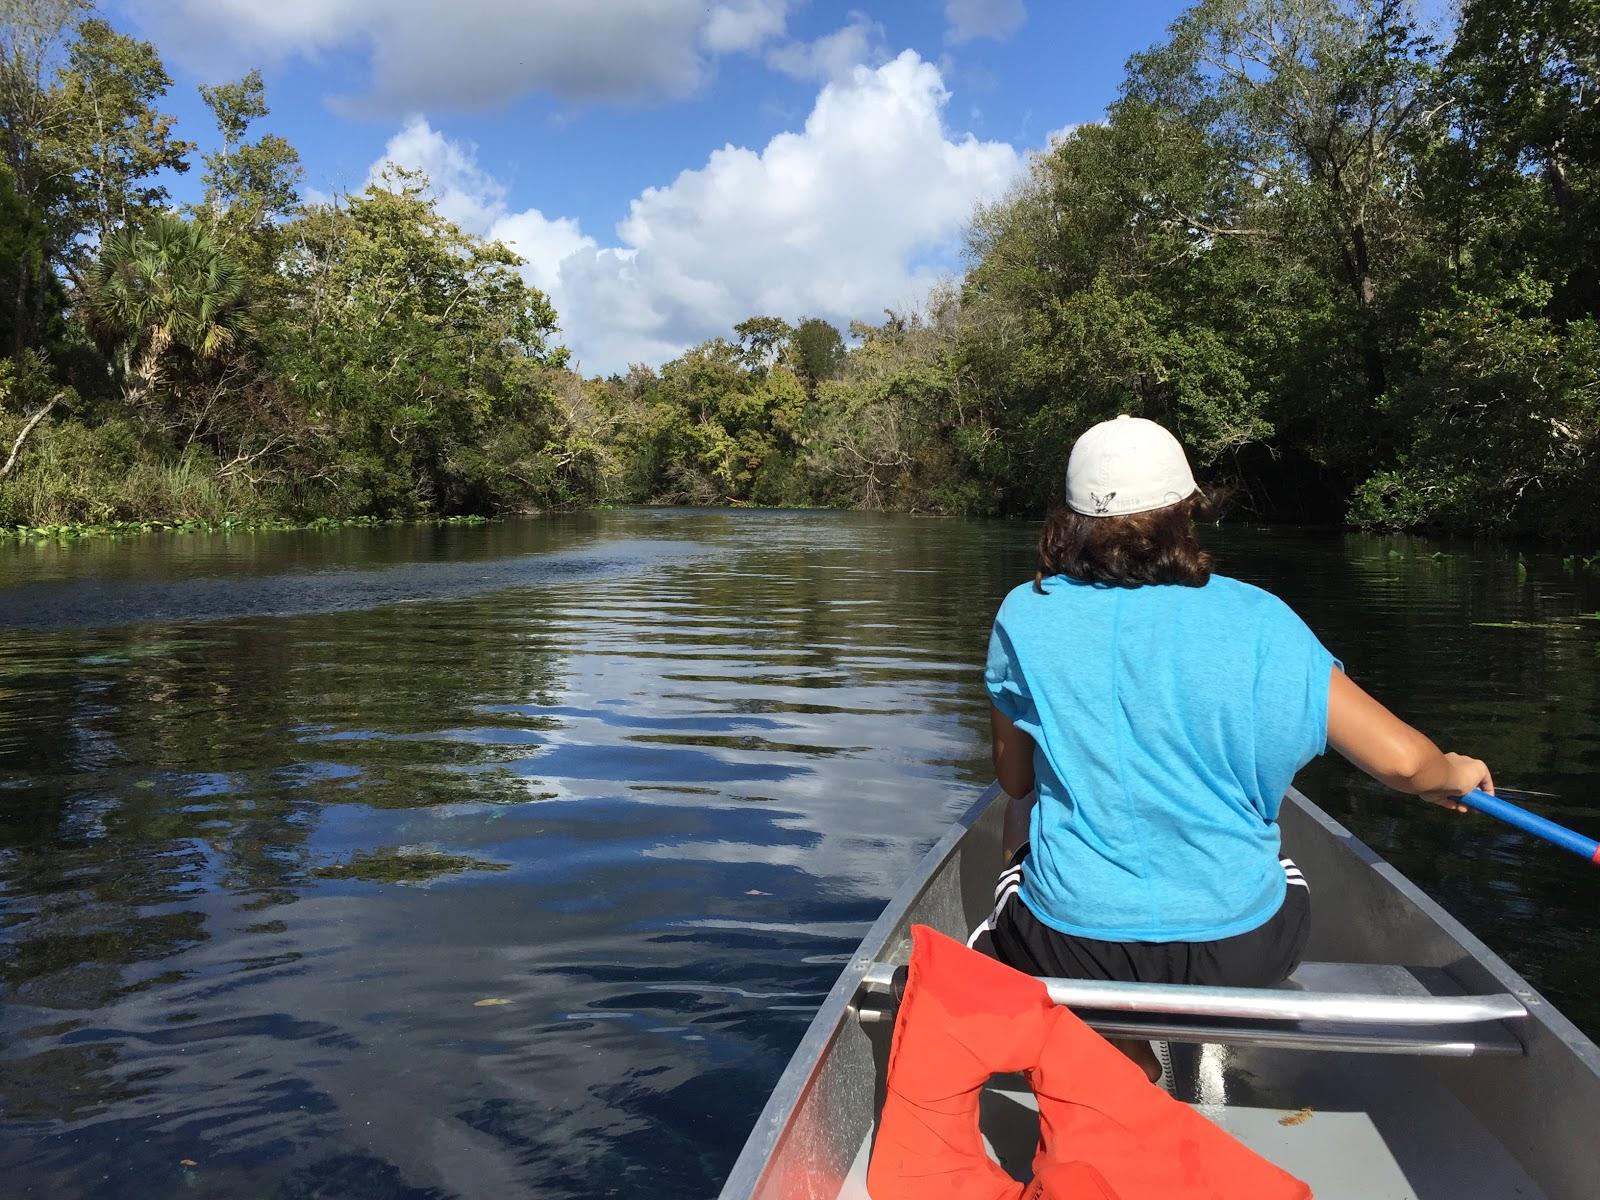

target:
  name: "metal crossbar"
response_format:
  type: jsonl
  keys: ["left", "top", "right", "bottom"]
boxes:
{"left": 858, "top": 961, "right": 1527, "bottom": 1027}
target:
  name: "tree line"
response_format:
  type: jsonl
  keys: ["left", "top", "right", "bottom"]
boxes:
{"left": 2, "top": 0, "right": 1597, "bottom": 540}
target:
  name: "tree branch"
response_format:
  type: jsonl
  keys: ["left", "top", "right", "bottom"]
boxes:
{"left": 0, "top": 392, "right": 64, "bottom": 483}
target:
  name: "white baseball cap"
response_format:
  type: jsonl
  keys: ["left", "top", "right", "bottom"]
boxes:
{"left": 1065, "top": 415, "right": 1198, "bottom": 517}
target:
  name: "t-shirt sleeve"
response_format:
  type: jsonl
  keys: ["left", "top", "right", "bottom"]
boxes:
{"left": 1254, "top": 599, "right": 1340, "bottom": 793}
{"left": 984, "top": 616, "right": 1032, "bottom": 723}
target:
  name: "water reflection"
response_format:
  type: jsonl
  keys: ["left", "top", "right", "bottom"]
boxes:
{"left": 0, "top": 511, "right": 1596, "bottom": 1198}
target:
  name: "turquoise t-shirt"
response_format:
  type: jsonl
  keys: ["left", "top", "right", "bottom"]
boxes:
{"left": 985, "top": 573, "right": 1337, "bottom": 943}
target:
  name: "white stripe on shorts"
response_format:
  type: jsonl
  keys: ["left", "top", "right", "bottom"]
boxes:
{"left": 971, "top": 848, "right": 1308, "bottom": 946}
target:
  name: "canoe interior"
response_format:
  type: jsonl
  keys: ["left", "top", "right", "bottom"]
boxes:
{"left": 719, "top": 786, "right": 1600, "bottom": 1200}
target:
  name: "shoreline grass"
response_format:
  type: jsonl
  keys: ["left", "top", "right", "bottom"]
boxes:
{"left": 1, "top": 513, "right": 494, "bottom": 542}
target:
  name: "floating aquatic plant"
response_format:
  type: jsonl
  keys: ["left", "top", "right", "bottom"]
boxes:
{"left": 312, "top": 846, "right": 508, "bottom": 886}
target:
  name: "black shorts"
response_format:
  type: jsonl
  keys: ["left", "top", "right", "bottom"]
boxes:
{"left": 977, "top": 845, "right": 1311, "bottom": 989}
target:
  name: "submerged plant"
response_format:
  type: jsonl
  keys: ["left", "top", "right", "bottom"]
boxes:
{"left": 311, "top": 846, "right": 509, "bottom": 887}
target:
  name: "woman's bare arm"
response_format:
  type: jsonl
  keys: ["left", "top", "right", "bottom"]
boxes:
{"left": 991, "top": 704, "right": 1036, "bottom": 799}
{"left": 992, "top": 705, "right": 1037, "bottom": 856}
{"left": 1326, "top": 668, "right": 1493, "bottom": 811}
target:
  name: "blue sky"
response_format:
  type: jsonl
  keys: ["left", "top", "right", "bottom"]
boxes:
{"left": 108, "top": 1, "right": 1198, "bottom": 373}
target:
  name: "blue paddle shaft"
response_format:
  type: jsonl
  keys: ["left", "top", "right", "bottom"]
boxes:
{"left": 1460, "top": 789, "right": 1600, "bottom": 865}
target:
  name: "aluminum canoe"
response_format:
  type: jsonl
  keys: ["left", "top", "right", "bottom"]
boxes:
{"left": 719, "top": 784, "right": 1600, "bottom": 1200}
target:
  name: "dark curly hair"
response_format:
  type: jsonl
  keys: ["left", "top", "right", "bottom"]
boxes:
{"left": 1035, "top": 488, "right": 1222, "bottom": 591}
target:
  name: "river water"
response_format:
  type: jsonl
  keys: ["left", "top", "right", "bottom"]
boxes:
{"left": 1, "top": 509, "right": 1596, "bottom": 1199}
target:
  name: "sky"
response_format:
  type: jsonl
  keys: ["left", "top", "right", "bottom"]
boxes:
{"left": 105, "top": 0, "right": 1199, "bottom": 375}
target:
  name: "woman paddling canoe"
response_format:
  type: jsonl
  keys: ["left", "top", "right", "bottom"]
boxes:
{"left": 979, "top": 414, "right": 1495, "bottom": 1081}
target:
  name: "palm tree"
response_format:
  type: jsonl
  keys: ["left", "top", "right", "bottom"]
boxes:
{"left": 83, "top": 214, "right": 251, "bottom": 413}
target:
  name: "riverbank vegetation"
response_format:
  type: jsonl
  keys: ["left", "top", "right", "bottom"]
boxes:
{"left": 2, "top": 0, "right": 1597, "bottom": 540}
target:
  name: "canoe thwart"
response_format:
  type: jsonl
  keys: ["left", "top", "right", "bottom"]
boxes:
{"left": 1082, "top": 1015, "right": 1526, "bottom": 1057}
{"left": 859, "top": 959, "right": 1525, "bottom": 1027}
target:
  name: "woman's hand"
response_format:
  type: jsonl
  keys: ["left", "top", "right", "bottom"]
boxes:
{"left": 1421, "top": 754, "right": 1493, "bottom": 813}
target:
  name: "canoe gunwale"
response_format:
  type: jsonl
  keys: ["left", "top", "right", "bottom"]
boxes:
{"left": 1283, "top": 787, "right": 1600, "bottom": 1071}
{"left": 715, "top": 783, "right": 1004, "bottom": 1200}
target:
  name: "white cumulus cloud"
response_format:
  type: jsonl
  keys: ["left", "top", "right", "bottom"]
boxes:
{"left": 945, "top": 0, "right": 1027, "bottom": 44}
{"left": 766, "top": 15, "right": 885, "bottom": 82}
{"left": 126, "top": 0, "right": 793, "bottom": 111}
{"left": 367, "top": 53, "right": 1026, "bottom": 374}
{"left": 703, "top": 0, "right": 791, "bottom": 53}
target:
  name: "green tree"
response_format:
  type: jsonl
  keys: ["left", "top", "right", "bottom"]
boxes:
{"left": 959, "top": 110, "right": 1311, "bottom": 514}
{"left": 1447, "top": 0, "right": 1600, "bottom": 321}
{"left": 1126, "top": 0, "right": 1441, "bottom": 404}
{"left": 788, "top": 316, "right": 846, "bottom": 387}
{"left": 82, "top": 213, "right": 251, "bottom": 421}
{"left": 194, "top": 68, "right": 301, "bottom": 255}
{"left": 0, "top": 2, "right": 189, "bottom": 354}
{"left": 807, "top": 303, "right": 967, "bottom": 510}
{"left": 0, "top": 159, "right": 48, "bottom": 355}
{"left": 733, "top": 315, "right": 792, "bottom": 371}
{"left": 607, "top": 328, "right": 820, "bottom": 505}
{"left": 638, "top": 339, "right": 765, "bottom": 502}
{"left": 1350, "top": 282, "right": 1600, "bottom": 536}
{"left": 0, "top": 346, "right": 67, "bottom": 485}
{"left": 274, "top": 171, "right": 568, "bottom": 515}
{"left": 58, "top": 17, "right": 191, "bottom": 243}
{"left": 0, "top": 0, "right": 86, "bottom": 355}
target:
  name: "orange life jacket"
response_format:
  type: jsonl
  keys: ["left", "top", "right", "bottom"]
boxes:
{"left": 866, "top": 925, "right": 1312, "bottom": 1200}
